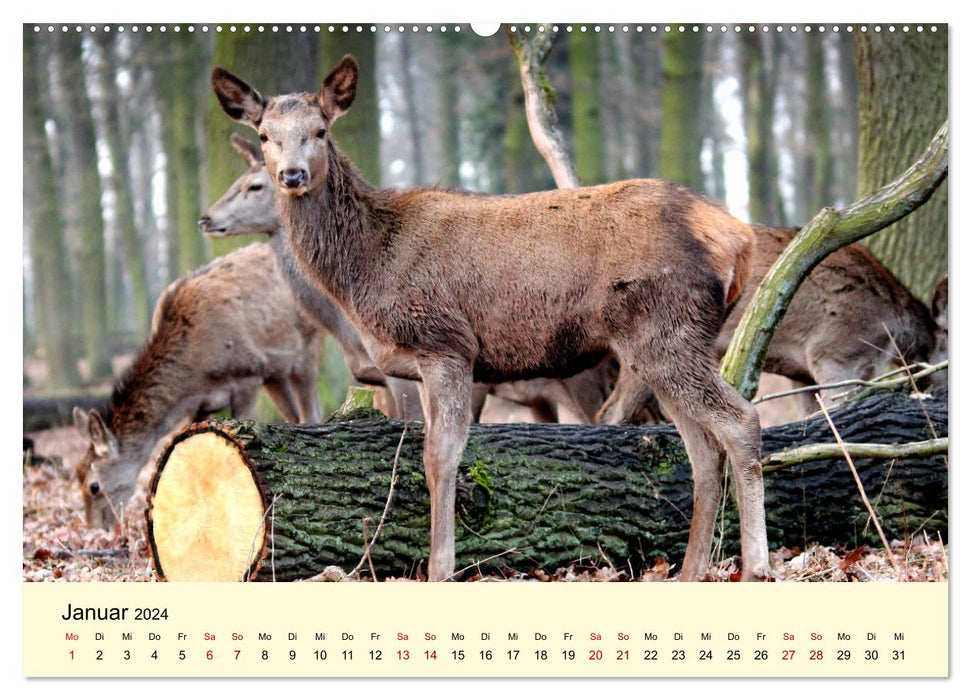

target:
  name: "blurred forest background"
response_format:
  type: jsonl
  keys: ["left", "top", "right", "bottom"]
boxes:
{"left": 22, "top": 24, "right": 948, "bottom": 418}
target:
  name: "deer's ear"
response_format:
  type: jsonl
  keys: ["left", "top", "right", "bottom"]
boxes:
{"left": 230, "top": 133, "right": 264, "bottom": 166}
{"left": 86, "top": 410, "right": 118, "bottom": 457}
{"left": 73, "top": 406, "right": 90, "bottom": 440}
{"left": 318, "top": 55, "right": 358, "bottom": 122}
{"left": 212, "top": 67, "right": 265, "bottom": 129}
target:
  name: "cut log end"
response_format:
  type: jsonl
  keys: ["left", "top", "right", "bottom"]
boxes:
{"left": 147, "top": 425, "right": 267, "bottom": 582}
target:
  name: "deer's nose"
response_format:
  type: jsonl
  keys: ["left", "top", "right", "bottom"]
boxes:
{"left": 197, "top": 215, "right": 211, "bottom": 231}
{"left": 280, "top": 169, "right": 308, "bottom": 189}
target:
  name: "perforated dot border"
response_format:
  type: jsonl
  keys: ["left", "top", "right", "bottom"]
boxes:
{"left": 31, "top": 24, "right": 941, "bottom": 35}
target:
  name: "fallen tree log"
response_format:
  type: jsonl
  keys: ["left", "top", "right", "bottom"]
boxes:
{"left": 24, "top": 393, "right": 109, "bottom": 432}
{"left": 146, "top": 388, "right": 947, "bottom": 582}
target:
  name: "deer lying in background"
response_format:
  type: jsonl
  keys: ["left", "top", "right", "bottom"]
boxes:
{"left": 929, "top": 274, "right": 948, "bottom": 386}
{"left": 73, "top": 244, "right": 323, "bottom": 529}
{"left": 200, "top": 134, "right": 610, "bottom": 425}
{"left": 598, "top": 226, "right": 942, "bottom": 423}
{"left": 212, "top": 56, "right": 768, "bottom": 581}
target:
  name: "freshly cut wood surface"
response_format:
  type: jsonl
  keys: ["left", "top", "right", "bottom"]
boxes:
{"left": 149, "top": 430, "right": 266, "bottom": 581}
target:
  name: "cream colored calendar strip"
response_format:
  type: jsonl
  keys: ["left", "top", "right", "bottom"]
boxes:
{"left": 23, "top": 582, "right": 947, "bottom": 677}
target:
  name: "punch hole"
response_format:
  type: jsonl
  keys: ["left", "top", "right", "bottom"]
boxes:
{"left": 471, "top": 23, "right": 501, "bottom": 37}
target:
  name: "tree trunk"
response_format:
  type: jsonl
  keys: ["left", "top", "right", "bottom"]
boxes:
{"left": 569, "top": 29, "right": 604, "bottom": 186}
{"left": 321, "top": 32, "right": 380, "bottom": 185}
{"left": 398, "top": 36, "right": 427, "bottom": 186}
{"left": 631, "top": 35, "right": 662, "bottom": 178}
{"left": 660, "top": 32, "right": 704, "bottom": 191}
{"left": 168, "top": 31, "right": 209, "bottom": 275}
{"left": 52, "top": 31, "right": 112, "bottom": 381}
{"left": 92, "top": 33, "right": 152, "bottom": 338}
{"left": 147, "top": 389, "right": 947, "bottom": 582}
{"left": 741, "top": 31, "right": 783, "bottom": 226}
{"left": 437, "top": 33, "right": 461, "bottom": 188}
{"left": 23, "top": 30, "right": 80, "bottom": 389}
{"left": 855, "top": 28, "right": 948, "bottom": 302}
{"left": 208, "top": 30, "right": 320, "bottom": 258}
{"left": 803, "top": 32, "right": 834, "bottom": 216}
{"left": 835, "top": 32, "right": 859, "bottom": 208}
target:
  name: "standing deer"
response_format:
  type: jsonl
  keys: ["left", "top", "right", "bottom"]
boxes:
{"left": 200, "top": 134, "right": 610, "bottom": 424}
{"left": 211, "top": 56, "right": 768, "bottom": 581}
{"left": 599, "top": 226, "right": 942, "bottom": 423}
{"left": 74, "top": 244, "right": 322, "bottom": 529}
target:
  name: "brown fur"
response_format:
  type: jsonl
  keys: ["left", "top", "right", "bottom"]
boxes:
{"left": 202, "top": 135, "right": 603, "bottom": 424}
{"left": 211, "top": 57, "right": 769, "bottom": 582}
{"left": 74, "top": 244, "right": 323, "bottom": 529}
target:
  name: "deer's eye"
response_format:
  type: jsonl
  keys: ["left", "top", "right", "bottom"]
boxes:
{"left": 248, "top": 184, "right": 264, "bottom": 192}
{"left": 259, "top": 133, "right": 268, "bottom": 143}
{"left": 89, "top": 482, "right": 100, "bottom": 496}
{"left": 316, "top": 128, "right": 326, "bottom": 139}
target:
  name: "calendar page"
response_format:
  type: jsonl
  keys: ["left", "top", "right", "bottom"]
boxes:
{"left": 20, "top": 9, "right": 950, "bottom": 685}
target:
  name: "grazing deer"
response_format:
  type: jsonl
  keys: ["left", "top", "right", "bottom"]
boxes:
{"left": 201, "top": 134, "right": 610, "bottom": 425}
{"left": 598, "top": 226, "right": 941, "bottom": 423}
{"left": 73, "top": 244, "right": 323, "bottom": 529}
{"left": 211, "top": 56, "right": 768, "bottom": 581}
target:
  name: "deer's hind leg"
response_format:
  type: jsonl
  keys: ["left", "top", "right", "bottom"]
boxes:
{"left": 609, "top": 280, "right": 768, "bottom": 581}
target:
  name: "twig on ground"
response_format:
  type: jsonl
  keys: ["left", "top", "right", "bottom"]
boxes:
{"left": 752, "top": 360, "right": 947, "bottom": 406}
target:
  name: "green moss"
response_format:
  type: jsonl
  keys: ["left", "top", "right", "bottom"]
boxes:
{"left": 468, "top": 459, "right": 493, "bottom": 497}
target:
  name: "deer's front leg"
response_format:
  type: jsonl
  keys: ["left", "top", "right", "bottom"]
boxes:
{"left": 417, "top": 358, "right": 473, "bottom": 581}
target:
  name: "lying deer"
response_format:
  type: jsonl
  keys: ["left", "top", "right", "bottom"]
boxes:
{"left": 598, "top": 226, "right": 942, "bottom": 423}
{"left": 201, "top": 134, "right": 610, "bottom": 425}
{"left": 74, "top": 244, "right": 323, "bottom": 529}
{"left": 212, "top": 56, "right": 768, "bottom": 581}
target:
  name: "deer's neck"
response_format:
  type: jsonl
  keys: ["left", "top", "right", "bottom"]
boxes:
{"left": 275, "top": 148, "right": 383, "bottom": 313}
{"left": 106, "top": 330, "right": 198, "bottom": 461}
{"left": 267, "top": 223, "right": 363, "bottom": 344}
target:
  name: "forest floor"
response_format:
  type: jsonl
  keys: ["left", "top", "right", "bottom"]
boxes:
{"left": 23, "top": 423, "right": 948, "bottom": 584}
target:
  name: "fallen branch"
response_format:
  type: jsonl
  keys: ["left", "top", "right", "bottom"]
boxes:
{"left": 763, "top": 437, "right": 947, "bottom": 471}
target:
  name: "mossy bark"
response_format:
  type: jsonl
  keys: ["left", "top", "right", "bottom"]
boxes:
{"left": 569, "top": 29, "right": 604, "bottom": 186}
{"left": 660, "top": 31, "right": 704, "bottom": 191}
{"left": 148, "top": 390, "right": 947, "bottom": 581}
{"left": 856, "top": 28, "right": 948, "bottom": 302}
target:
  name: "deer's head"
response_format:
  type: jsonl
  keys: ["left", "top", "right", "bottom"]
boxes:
{"left": 211, "top": 56, "right": 359, "bottom": 198}
{"left": 72, "top": 407, "right": 135, "bottom": 530}
{"left": 198, "top": 135, "right": 278, "bottom": 237}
